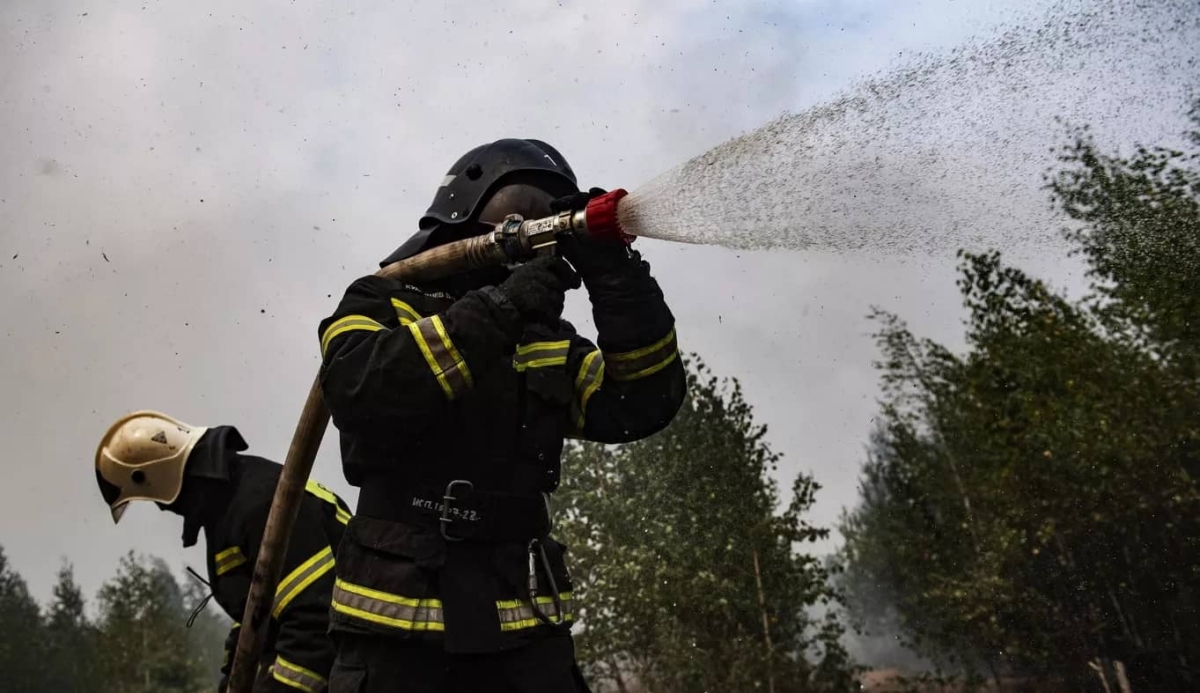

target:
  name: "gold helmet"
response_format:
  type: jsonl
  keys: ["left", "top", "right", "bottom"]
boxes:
{"left": 95, "top": 410, "right": 208, "bottom": 523}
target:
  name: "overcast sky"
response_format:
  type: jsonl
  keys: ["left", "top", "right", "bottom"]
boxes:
{"left": 2, "top": 0, "right": 1197, "bottom": 607}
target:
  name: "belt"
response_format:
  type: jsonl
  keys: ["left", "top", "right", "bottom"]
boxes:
{"left": 357, "top": 479, "right": 552, "bottom": 543}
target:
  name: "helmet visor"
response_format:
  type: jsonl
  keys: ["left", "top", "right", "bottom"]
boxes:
{"left": 96, "top": 469, "right": 130, "bottom": 524}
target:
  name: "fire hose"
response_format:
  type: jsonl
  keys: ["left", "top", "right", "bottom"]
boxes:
{"left": 225, "top": 189, "right": 631, "bottom": 693}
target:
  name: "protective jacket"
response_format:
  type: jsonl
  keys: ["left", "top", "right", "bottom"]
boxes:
{"left": 316, "top": 247, "right": 685, "bottom": 655}
{"left": 205, "top": 451, "right": 352, "bottom": 693}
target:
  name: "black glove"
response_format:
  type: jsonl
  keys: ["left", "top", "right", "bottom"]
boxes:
{"left": 550, "top": 187, "right": 633, "bottom": 279}
{"left": 498, "top": 255, "right": 582, "bottom": 324}
{"left": 549, "top": 188, "right": 608, "bottom": 216}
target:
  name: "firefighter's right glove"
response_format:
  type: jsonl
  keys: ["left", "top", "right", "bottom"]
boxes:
{"left": 498, "top": 255, "right": 581, "bottom": 324}
{"left": 551, "top": 188, "right": 635, "bottom": 280}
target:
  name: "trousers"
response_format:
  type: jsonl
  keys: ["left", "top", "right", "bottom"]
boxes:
{"left": 327, "top": 633, "right": 593, "bottom": 693}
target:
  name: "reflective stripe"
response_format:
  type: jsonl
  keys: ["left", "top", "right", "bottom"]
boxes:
{"left": 603, "top": 328, "right": 679, "bottom": 381}
{"left": 391, "top": 298, "right": 421, "bottom": 326}
{"left": 408, "top": 316, "right": 473, "bottom": 400}
{"left": 270, "top": 655, "right": 327, "bottom": 693}
{"left": 272, "top": 547, "right": 336, "bottom": 619}
{"left": 570, "top": 349, "right": 606, "bottom": 429}
{"left": 496, "top": 593, "right": 575, "bottom": 632}
{"left": 305, "top": 480, "right": 351, "bottom": 525}
{"left": 513, "top": 340, "right": 571, "bottom": 371}
{"left": 320, "top": 315, "right": 385, "bottom": 356}
{"left": 215, "top": 547, "right": 246, "bottom": 576}
{"left": 331, "top": 578, "right": 445, "bottom": 632}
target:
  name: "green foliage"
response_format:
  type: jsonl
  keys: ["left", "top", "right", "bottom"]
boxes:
{"left": 840, "top": 97, "right": 1200, "bottom": 690}
{"left": 44, "top": 564, "right": 101, "bottom": 693}
{"left": 1049, "top": 106, "right": 1200, "bottom": 374}
{"left": 0, "top": 547, "right": 230, "bottom": 693}
{"left": 97, "top": 552, "right": 225, "bottom": 693}
{"left": 558, "top": 356, "right": 858, "bottom": 693}
{"left": 0, "top": 546, "right": 46, "bottom": 693}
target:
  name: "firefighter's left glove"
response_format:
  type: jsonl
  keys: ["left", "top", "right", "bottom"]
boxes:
{"left": 551, "top": 187, "right": 634, "bottom": 280}
{"left": 549, "top": 188, "right": 607, "bottom": 216}
{"left": 498, "top": 255, "right": 582, "bottom": 325}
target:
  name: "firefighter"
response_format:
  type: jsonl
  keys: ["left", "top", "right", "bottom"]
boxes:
{"left": 316, "top": 138, "right": 686, "bottom": 692}
{"left": 95, "top": 410, "right": 351, "bottom": 693}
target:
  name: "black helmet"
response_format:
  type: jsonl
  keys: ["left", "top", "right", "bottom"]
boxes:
{"left": 380, "top": 139, "right": 579, "bottom": 267}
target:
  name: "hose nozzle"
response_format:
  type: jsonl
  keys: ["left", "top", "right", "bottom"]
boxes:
{"left": 577, "top": 188, "right": 632, "bottom": 245}
{"left": 493, "top": 188, "right": 633, "bottom": 261}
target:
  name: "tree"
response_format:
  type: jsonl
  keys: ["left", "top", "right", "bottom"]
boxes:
{"left": 181, "top": 569, "right": 234, "bottom": 689}
{"left": 557, "top": 356, "right": 857, "bottom": 693}
{"left": 840, "top": 96, "right": 1200, "bottom": 692}
{"left": 0, "top": 545, "right": 47, "bottom": 692}
{"left": 1049, "top": 100, "right": 1200, "bottom": 377}
{"left": 96, "top": 552, "right": 215, "bottom": 693}
{"left": 0, "top": 547, "right": 229, "bottom": 693}
{"left": 44, "top": 563, "right": 100, "bottom": 693}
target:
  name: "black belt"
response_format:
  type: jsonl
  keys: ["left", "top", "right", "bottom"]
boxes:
{"left": 357, "top": 479, "right": 551, "bottom": 543}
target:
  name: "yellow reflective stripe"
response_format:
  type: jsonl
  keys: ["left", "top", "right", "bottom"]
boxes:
{"left": 572, "top": 350, "right": 606, "bottom": 429}
{"left": 215, "top": 547, "right": 246, "bottom": 576}
{"left": 581, "top": 359, "right": 605, "bottom": 405}
{"left": 320, "top": 315, "right": 385, "bottom": 356}
{"left": 304, "top": 480, "right": 352, "bottom": 525}
{"left": 514, "top": 340, "right": 571, "bottom": 371}
{"left": 606, "top": 329, "right": 675, "bottom": 361}
{"left": 391, "top": 298, "right": 421, "bottom": 326}
{"left": 517, "top": 356, "right": 569, "bottom": 370}
{"left": 516, "top": 340, "right": 571, "bottom": 355}
{"left": 603, "top": 328, "right": 679, "bottom": 381}
{"left": 496, "top": 593, "right": 575, "bottom": 632}
{"left": 215, "top": 547, "right": 241, "bottom": 561}
{"left": 272, "top": 547, "right": 336, "bottom": 619}
{"left": 407, "top": 316, "right": 472, "bottom": 400}
{"left": 431, "top": 315, "right": 474, "bottom": 387}
{"left": 304, "top": 480, "right": 339, "bottom": 506}
{"left": 616, "top": 350, "right": 679, "bottom": 381}
{"left": 331, "top": 578, "right": 445, "bottom": 632}
{"left": 270, "top": 655, "right": 327, "bottom": 693}
{"left": 408, "top": 320, "right": 454, "bottom": 399}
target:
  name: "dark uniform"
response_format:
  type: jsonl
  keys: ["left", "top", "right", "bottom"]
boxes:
{"left": 198, "top": 439, "right": 352, "bottom": 693}
{"left": 315, "top": 144, "right": 685, "bottom": 692}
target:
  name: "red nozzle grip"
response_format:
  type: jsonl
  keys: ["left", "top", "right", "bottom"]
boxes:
{"left": 584, "top": 188, "right": 633, "bottom": 245}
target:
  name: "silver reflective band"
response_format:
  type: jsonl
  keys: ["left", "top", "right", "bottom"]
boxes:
{"left": 496, "top": 593, "right": 575, "bottom": 632}
{"left": 440, "top": 174, "right": 456, "bottom": 187}
{"left": 331, "top": 578, "right": 446, "bottom": 632}
{"left": 270, "top": 655, "right": 327, "bottom": 693}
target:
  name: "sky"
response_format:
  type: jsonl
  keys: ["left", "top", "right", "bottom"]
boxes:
{"left": 1, "top": 0, "right": 1197, "bottom": 612}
